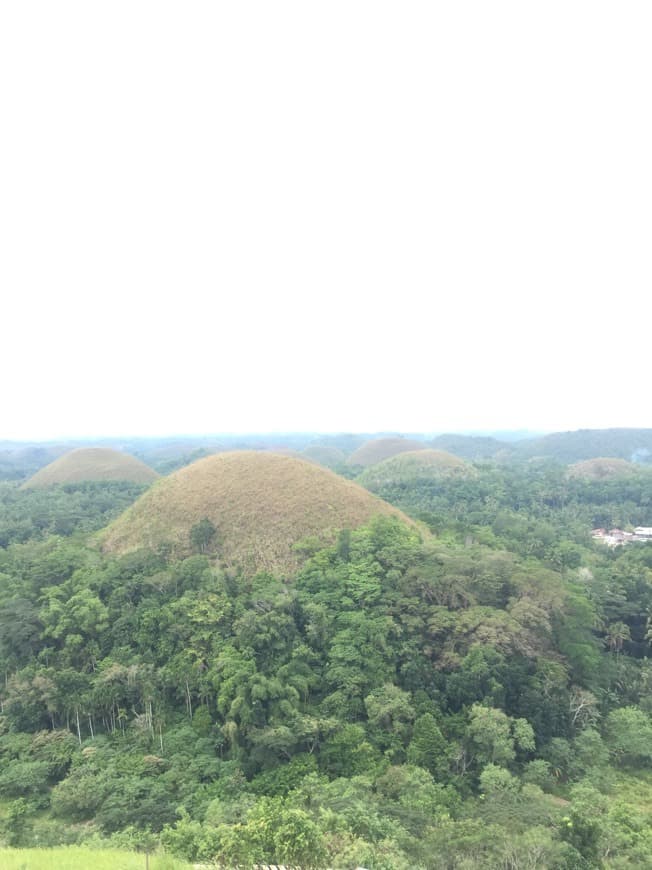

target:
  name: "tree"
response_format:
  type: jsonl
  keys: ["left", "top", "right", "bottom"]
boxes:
{"left": 364, "top": 683, "right": 415, "bottom": 757}
{"left": 605, "top": 620, "right": 631, "bottom": 653}
{"left": 407, "top": 713, "right": 449, "bottom": 777}
{"left": 604, "top": 706, "right": 652, "bottom": 766}
{"left": 479, "top": 763, "right": 519, "bottom": 796}
{"left": 568, "top": 687, "right": 599, "bottom": 732}
{"left": 466, "top": 704, "right": 534, "bottom": 769}
{"left": 4, "top": 798, "right": 32, "bottom": 846}
{"left": 190, "top": 518, "right": 217, "bottom": 554}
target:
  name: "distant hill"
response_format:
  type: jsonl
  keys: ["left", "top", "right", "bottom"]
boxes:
{"left": 305, "top": 434, "right": 367, "bottom": 456}
{"left": 358, "top": 449, "right": 475, "bottom": 491}
{"left": 22, "top": 448, "right": 159, "bottom": 488}
{"left": 515, "top": 428, "right": 652, "bottom": 464}
{"left": 0, "top": 445, "right": 68, "bottom": 481}
{"left": 429, "top": 433, "right": 508, "bottom": 460}
{"left": 100, "top": 451, "right": 414, "bottom": 575}
{"left": 567, "top": 457, "right": 639, "bottom": 480}
{"left": 301, "top": 445, "right": 347, "bottom": 468}
{"left": 347, "top": 437, "right": 427, "bottom": 468}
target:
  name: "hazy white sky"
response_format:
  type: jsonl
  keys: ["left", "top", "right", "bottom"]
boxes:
{"left": 1, "top": 2, "right": 650, "bottom": 440}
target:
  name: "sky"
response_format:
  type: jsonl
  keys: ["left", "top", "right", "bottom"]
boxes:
{"left": 1, "top": 2, "right": 651, "bottom": 440}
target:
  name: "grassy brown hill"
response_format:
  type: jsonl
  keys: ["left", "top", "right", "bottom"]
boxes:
{"left": 347, "top": 437, "right": 427, "bottom": 468}
{"left": 100, "top": 451, "right": 414, "bottom": 575}
{"left": 359, "top": 449, "right": 475, "bottom": 490}
{"left": 567, "top": 457, "right": 638, "bottom": 480}
{"left": 22, "top": 448, "right": 159, "bottom": 489}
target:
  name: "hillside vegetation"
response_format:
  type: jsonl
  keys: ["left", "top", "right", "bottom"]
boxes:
{"left": 358, "top": 449, "right": 475, "bottom": 491}
{"left": 4, "top": 440, "right": 652, "bottom": 866}
{"left": 567, "top": 457, "right": 639, "bottom": 480}
{"left": 0, "top": 445, "right": 68, "bottom": 482}
{"left": 22, "top": 449, "right": 158, "bottom": 489}
{"left": 0, "top": 481, "right": 149, "bottom": 546}
{"left": 101, "top": 451, "right": 412, "bottom": 574}
{"left": 347, "top": 436, "right": 427, "bottom": 468}
{"left": 430, "top": 433, "right": 508, "bottom": 460}
{"left": 515, "top": 428, "right": 652, "bottom": 463}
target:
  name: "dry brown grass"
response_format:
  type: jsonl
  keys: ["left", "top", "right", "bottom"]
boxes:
{"left": 346, "top": 437, "right": 427, "bottom": 468}
{"left": 100, "top": 451, "right": 414, "bottom": 575}
{"left": 21, "top": 448, "right": 159, "bottom": 489}
{"left": 358, "top": 449, "right": 474, "bottom": 490}
{"left": 566, "top": 457, "right": 637, "bottom": 480}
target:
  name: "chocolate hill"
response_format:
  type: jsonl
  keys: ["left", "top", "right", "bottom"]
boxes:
{"left": 101, "top": 451, "right": 415, "bottom": 575}
{"left": 22, "top": 448, "right": 159, "bottom": 488}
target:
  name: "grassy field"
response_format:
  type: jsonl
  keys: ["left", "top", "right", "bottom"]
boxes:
{"left": 0, "top": 847, "right": 191, "bottom": 870}
{"left": 101, "top": 450, "right": 414, "bottom": 575}
{"left": 23, "top": 448, "right": 159, "bottom": 488}
{"left": 346, "top": 437, "right": 427, "bottom": 467}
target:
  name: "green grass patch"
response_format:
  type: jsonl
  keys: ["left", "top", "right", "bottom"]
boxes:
{"left": 0, "top": 847, "right": 191, "bottom": 870}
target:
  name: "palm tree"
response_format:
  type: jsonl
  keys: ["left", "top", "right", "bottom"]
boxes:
{"left": 605, "top": 621, "right": 631, "bottom": 653}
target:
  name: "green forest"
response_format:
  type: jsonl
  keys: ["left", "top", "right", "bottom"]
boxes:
{"left": 2, "top": 445, "right": 652, "bottom": 868}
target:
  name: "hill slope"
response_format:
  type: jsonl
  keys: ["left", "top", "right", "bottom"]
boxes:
{"left": 358, "top": 449, "right": 475, "bottom": 490}
{"left": 347, "top": 437, "right": 427, "bottom": 468}
{"left": 101, "top": 451, "right": 413, "bottom": 574}
{"left": 567, "top": 457, "right": 639, "bottom": 480}
{"left": 430, "top": 433, "right": 509, "bottom": 460}
{"left": 22, "top": 448, "right": 159, "bottom": 488}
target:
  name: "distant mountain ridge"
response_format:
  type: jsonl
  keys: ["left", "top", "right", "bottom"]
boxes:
{"left": 429, "top": 433, "right": 509, "bottom": 460}
{"left": 3, "top": 428, "right": 652, "bottom": 480}
{"left": 513, "top": 428, "right": 652, "bottom": 464}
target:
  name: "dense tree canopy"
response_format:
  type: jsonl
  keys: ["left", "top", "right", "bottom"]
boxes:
{"left": 1, "top": 457, "right": 652, "bottom": 866}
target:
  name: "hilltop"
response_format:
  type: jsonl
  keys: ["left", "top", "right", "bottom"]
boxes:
{"left": 567, "top": 457, "right": 639, "bottom": 480}
{"left": 347, "top": 436, "right": 427, "bottom": 468}
{"left": 101, "top": 451, "right": 413, "bottom": 574}
{"left": 430, "top": 433, "right": 508, "bottom": 460}
{"left": 358, "top": 448, "right": 475, "bottom": 490}
{"left": 22, "top": 448, "right": 159, "bottom": 488}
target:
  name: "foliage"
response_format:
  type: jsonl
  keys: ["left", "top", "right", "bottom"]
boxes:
{"left": 0, "top": 453, "right": 652, "bottom": 866}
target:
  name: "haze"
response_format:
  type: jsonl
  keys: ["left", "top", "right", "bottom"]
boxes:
{"left": 1, "top": 2, "right": 650, "bottom": 441}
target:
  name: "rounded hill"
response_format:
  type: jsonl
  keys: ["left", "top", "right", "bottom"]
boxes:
{"left": 567, "top": 457, "right": 638, "bottom": 480}
{"left": 301, "top": 445, "right": 346, "bottom": 468}
{"left": 359, "top": 449, "right": 475, "bottom": 490}
{"left": 22, "top": 448, "right": 159, "bottom": 489}
{"left": 100, "top": 451, "right": 414, "bottom": 575}
{"left": 347, "top": 437, "right": 427, "bottom": 468}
